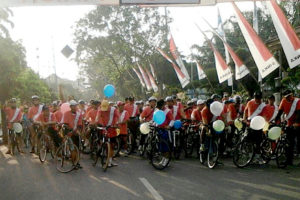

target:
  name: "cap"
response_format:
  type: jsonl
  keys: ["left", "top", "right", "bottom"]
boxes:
{"left": 228, "top": 98, "right": 235, "bottom": 103}
{"left": 254, "top": 91, "right": 263, "bottom": 99}
{"left": 79, "top": 100, "right": 85, "bottom": 105}
{"left": 187, "top": 100, "right": 193, "bottom": 105}
{"left": 192, "top": 98, "right": 198, "bottom": 103}
{"left": 117, "top": 101, "right": 125, "bottom": 107}
{"left": 172, "top": 95, "right": 177, "bottom": 100}
{"left": 234, "top": 95, "right": 241, "bottom": 102}
{"left": 109, "top": 101, "right": 114, "bottom": 105}
{"left": 100, "top": 100, "right": 109, "bottom": 111}
{"left": 69, "top": 100, "right": 78, "bottom": 106}
{"left": 92, "top": 100, "right": 100, "bottom": 105}
{"left": 9, "top": 98, "right": 17, "bottom": 103}
{"left": 135, "top": 101, "right": 141, "bottom": 105}
{"left": 165, "top": 96, "right": 173, "bottom": 102}
{"left": 42, "top": 105, "right": 49, "bottom": 111}
{"left": 32, "top": 95, "right": 39, "bottom": 99}
{"left": 148, "top": 96, "right": 157, "bottom": 102}
{"left": 211, "top": 94, "right": 221, "bottom": 100}
{"left": 52, "top": 101, "right": 58, "bottom": 106}
{"left": 283, "top": 89, "right": 293, "bottom": 97}
{"left": 197, "top": 99, "right": 205, "bottom": 105}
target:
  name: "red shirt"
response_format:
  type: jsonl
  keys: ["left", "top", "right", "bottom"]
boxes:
{"left": 124, "top": 103, "right": 139, "bottom": 117}
{"left": 118, "top": 110, "right": 129, "bottom": 135}
{"left": 191, "top": 108, "right": 202, "bottom": 122}
{"left": 86, "top": 109, "right": 98, "bottom": 123}
{"left": 36, "top": 112, "right": 56, "bottom": 123}
{"left": 244, "top": 99, "right": 267, "bottom": 120}
{"left": 263, "top": 104, "right": 277, "bottom": 122}
{"left": 62, "top": 110, "right": 83, "bottom": 130}
{"left": 53, "top": 110, "right": 63, "bottom": 123}
{"left": 140, "top": 106, "right": 155, "bottom": 122}
{"left": 279, "top": 97, "right": 300, "bottom": 126}
{"left": 28, "top": 105, "right": 43, "bottom": 120}
{"left": 5, "top": 107, "right": 22, "bottom": 129}
{"left": 96, "top": 107, "right": 119, "bottom": 138}
{"left": 201, "top": 107, "right": 213, "bottom": 124}
{"left": 185, "top": 108, "right": 193, "bottom": 120}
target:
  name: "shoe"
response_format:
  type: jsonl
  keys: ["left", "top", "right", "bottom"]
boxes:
{"left": 162, "top": 158, "right": 169, "bottom": 166}
{"left": 6, "top": 150, "right": 11, "bottom": 154}
{"left": 76, "top": 163, "right": 83, "bottom": 169}
{"left": 108, "top": 162, "right": 118, "bottom": 167}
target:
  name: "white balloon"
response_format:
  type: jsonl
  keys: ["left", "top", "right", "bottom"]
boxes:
{"left": 250, "top": 116, "right": 266, "bottom": 130}
{"left": 140, "top": 122, "right": 150, "bottom": 135}
{"left": 268, "top": 127, "right": 281, "bottom": 140}
{"left": 13, "top": 123, "right": 23, "bottom": 133}
{"left": 210, "top": 101, "right": 224, "bottom": 116}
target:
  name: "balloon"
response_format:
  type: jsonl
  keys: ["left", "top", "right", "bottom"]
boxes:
{"left": 174, "top": 120, "right": 182, "bottom": 129}
{"left": 250, "top": 116, "right": 266, "bottom": 130}
{"left": 153, "top": 110, "right": 166, "bottom": 125}
{"left": 140, "top": 123, "right": 150, "bottom": 134}
{"left": 268, "top": 127, "right": 281, "bottom": 140}
{"left": 213, "top": 120, "right": 225, "bottom": 132}
{"left": 103, "top": 84, "right": 115, "bottom": 98}
{"left": 60, "top": 103, "right": 70, "bottom": 114}
{"left": 234, "top": 118, "right": 243, "bottom": 130}
{"left": 210, "top": 101, "right": 224, "bottom": 116}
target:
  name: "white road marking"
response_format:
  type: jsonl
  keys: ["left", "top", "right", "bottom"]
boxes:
{"left": 139, "top": 177, "right": 164, "bottom": 200}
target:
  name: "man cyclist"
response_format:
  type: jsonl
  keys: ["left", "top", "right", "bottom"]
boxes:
{"left": 140, "top": 97, "right": 157, "bottom": 123}
{"left": 117, "top": 101, "right": 130, "bottom": 155}
{"left": 5, "top": 98, "right": 23, "bottom": 155}
{"left": 28, "top": 95, "right": 43, "bottom": 153}
{"left": 125, "top": 97, "right": 140, "bottom": 150}
{"left": 275, "top": 90, "right": 300, "bottom": 165}
{"left": 191, "top": 100, "right": 205, "bottom": 122}
{"left": 96, "top": 100, "right": 119, "bottom": 167}
{"left": 61, "top": 100, "right": 83, "bottom": 169}
{"left": 52, "top": 101, "right": 63, "bottom": 123}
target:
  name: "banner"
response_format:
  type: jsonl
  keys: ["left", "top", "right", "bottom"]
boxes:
{"left": 232, "top": 2, "right": 279, "bottom": 79}
{"left": 149, "top": 63, "right": 157, "bottom": 80}
{"left": 196, "top": 61, "right": 207, "bottom": 80}
{"left": 169, "top": 35, "right": 191, "bottom": 81}
{"left": 138, "top": 64, "right": 152, "bottom": 91}
{"left": 157, "top": 48, "right": 189, "bottom": 88}
{"left": 266, "top": 0, "right": 300, "bottom": 69}
{"left": 145, "top": 68, "right": 158, "bottom": 92}
{"left": 132, "top": 68, "right": 145, "bottom": 88}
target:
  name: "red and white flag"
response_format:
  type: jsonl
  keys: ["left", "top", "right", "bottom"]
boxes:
{"left": 157, "top": 48, "right": 189, "bottom": 88}
{"left": 169, "top": 35, "right": 191, "bottom": 81}
{"left": 266, "top": 0, "right": 300, "bottom": 69}
{"left": 138, "top": 64, "right": 152, "bottom": 91}
{"left": 196, "top": 61, "right": 207, "bottom": 80}
{"left": 132, "top": 67, "right": 145, "bottom": 88}
{"left": 149, "top": 63, "right": 157, "bottom": 80}
{"left": 145, "top": 68, "right": 158, "bottom": 92}
{"left": 232, "top": 2, "right": 279, "bottom": 79}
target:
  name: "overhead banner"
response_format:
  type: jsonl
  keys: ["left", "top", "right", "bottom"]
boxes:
{"left": 196, "top": 61, "right": 207, "bottom": 80}
{"left": 266, "top": 0, "right": 300, "bottom": 69}
{"left": 121, "top": 0, "right": 199, "bottom": 4}
{"left": 145, "top": 68, "right": 158, "bottom": 92}
{"left": 169, "top": 35, "right": 191, "bottom": 81}
{"left": 232, "top": 2, "right": 279, "bottom": 79}
{"left": 132, "top": 68, "right": 145, "bottom": 88}
{"left": 138, "top": 64, "right": 152, "bottom": 91}
{"left": 0, "top": 0, "right": 118, "bottom": 7}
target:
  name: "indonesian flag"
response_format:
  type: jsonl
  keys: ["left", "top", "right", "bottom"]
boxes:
{"left": 132, "top": 67, "right": 145, "bottom": 88}
{"left": 145, "top": 68, "right": 158, "bottom": 92}
{"left": 266, "top": 0, "right": 300, "bottom": 69}
{"left": 138, "top": 64, "right": 152, "bottom": 91}
{"left": 232, "top": 2, "right": 279, "bottom": 79}
{"left": 196, "top": 61, "right": 207, "bottom": 80}
{"left": 157, "top": 48, "right": 189, "bottom": 88}
{"left": 169, "top": 35, "right": 191, "bottom": 81}
{"left": 149, "top": 63, "right": 157, "bottom": 80}
{"left": 209, "top": 41, "right": 233, "bottom": 83}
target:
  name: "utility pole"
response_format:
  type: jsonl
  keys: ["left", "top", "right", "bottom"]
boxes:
{"left": 253, "top": 0, "right": 262, "bottom": 92}
{"left": 51, "top": 36, "right": 58, "bottom": 93}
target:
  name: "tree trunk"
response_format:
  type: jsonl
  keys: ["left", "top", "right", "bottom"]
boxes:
{"left": 0, "top": 107, "right": 8, "bottom": 145}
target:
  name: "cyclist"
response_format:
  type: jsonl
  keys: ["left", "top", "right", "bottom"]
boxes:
{"left": 78, "top": 100, "right": 86, "bottom": 117}
{"left": 5, "top": 98, "right": 23, "bottom": 155}
{"left": 35, "top": 105, "right": 61, "bottom": 149}
{"left": 140, "top": 97, "right": 157, "bottom": 123}
{"left": 125, "top": 97, "right": 140, "bottom": 150}
{"left": 61, "top": 100, "right": 83, "bottom": 169}
{"left": 166, "top": 96, "right": 185, "bottom": 120}
{"left": 184, "top": 100, "right": 194, "bottom": 120}
{"left": 264, "top": 95, "right": 278, "bottom": 123}
{"left": 28, "top": 95, "right": 43, "bottom": 153}
{"left": 200, "top": 99, "right": 215, "bottom": 152}
{"left": 275, "top": 90, "right": 300, "bottom": 165}
{"left": 85, "top": 100, "right": 100, "bottom": 147}
{"left": 117, "top": 101, "right": 130, "bottom": 154}
{"left": 191, "top": 100, "right": 205, "bottom": 122}
{"left": 96, "top": 100, "right": 119, "bottom": 167}
{"left": 52, "top": 101, "right": 63, "bottom": 123}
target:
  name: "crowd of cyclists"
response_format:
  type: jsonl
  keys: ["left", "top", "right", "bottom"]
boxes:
{"left": 2, "top": 89, "right": 300, "bottom": 172}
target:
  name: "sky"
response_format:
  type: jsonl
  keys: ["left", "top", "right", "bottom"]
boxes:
{"left": 9, "top": 2, "right": 256, "bottom": 81}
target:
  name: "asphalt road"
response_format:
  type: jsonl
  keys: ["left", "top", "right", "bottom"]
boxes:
{"left": 1, "top": 145, "right": 300, "bottom": 200}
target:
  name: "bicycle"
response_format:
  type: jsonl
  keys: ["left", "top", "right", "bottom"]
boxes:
{"left": 39, "top": 129, "right": 55, "bottom": 163}
{"left": 184, "top": 121, "right": 200, "bottom": 158}
{"left": 8, "top": 123, "right": 23, "bottom": 155}
{"left": 55, "top": 125, "right": 80, "bottom": 173}
{"left": 199, "top": 125, "right": 220, "bottom": 169}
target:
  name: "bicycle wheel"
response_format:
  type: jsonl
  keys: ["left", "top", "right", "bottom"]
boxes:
{"left": 113, "top": 137, "right": 121, "bottom": 158}
{"left": 173, "top": 135, "right": 183, "bottom": 160}
{"left": 207, "top": 140, "right": 219, "bottom": 169}
{"left": 55, "top": 143, "right": 79, "bottom": 173}
{"left": 39, "top": 135, "right": 47, "bottom": 163}
{"left": 199, "top": 149, "right": 206, "bottom": 165}
{"left": 150, "top": 139, "right": 171, "bottom": 170}
{"left": 101, "top": 142, "right": 110, "bottom": 172}
{"left": 184, "top": 133, "right": 194, "bottom": 157}
{"left": 233, "top": 140, "right": 254, "bottom": 168}
{"left": 276, "top": 141, "right": 288, "bottom": 169}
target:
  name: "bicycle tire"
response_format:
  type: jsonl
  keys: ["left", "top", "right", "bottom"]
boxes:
{"left": 127, "top": 132, "right": 134, "bottom": 154}
{"left": 207, "top": 141, "right": 219, "bottom": 169}
{"left": 113, "top": 137, "right": 121, "bottom": 158}
{"left": 101, "top": 142, "right": 110, "bottom": 172}
{"left": 39, "top": 135, "right": 47, "bottom": 163}
{"left": 276, "top": 141, "right": 288, "bottom": 169}
{"left": 260, "top": 139, "right": 272, "bottom": 164}
{"left": 184, "top": 133, "right": 194, "bottom": 157}
{"left": 55, "top": 143, "right": 79, "bottom": 173}
{"left": 233, "top": 140, "right": 254, "bottom": 168}
{"left": 150, "top": 139, "right": 171, "bottom": 170}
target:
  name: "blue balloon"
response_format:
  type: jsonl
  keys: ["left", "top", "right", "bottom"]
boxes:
{"left": 103, "top": 84, "right": 115, "bottom": 98}
{"left": 174, "top": 120, "right": 182, "bottom": 129}
{"left": 153, "top": 110, "right": 166, "bottom": 125}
